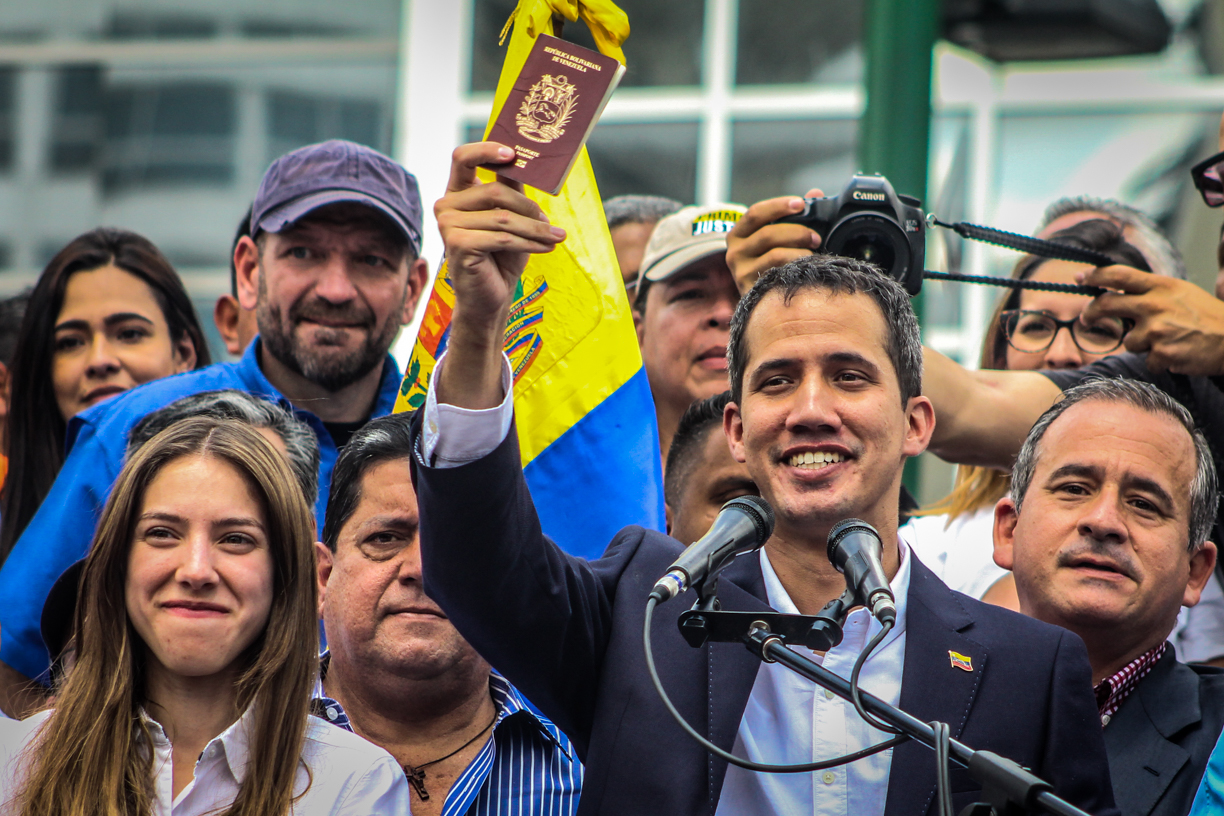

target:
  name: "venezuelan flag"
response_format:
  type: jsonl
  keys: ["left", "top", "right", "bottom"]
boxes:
{"left": 396, "top": 0, "right": 665, "bottom": 558}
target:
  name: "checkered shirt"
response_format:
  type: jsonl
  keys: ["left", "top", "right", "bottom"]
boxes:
{"left": 1093, "top": 641, "right": 1167, "bottom": 723}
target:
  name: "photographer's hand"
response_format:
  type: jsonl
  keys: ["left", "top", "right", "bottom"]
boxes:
{"left": 434, "top": 142, "right": 565, "bottom": 409}
{"left": 1080, "top": 264, "right": 1224, "bottom": 375}
{"left": 726, "top": 190, "right": 824, "bottom": 295}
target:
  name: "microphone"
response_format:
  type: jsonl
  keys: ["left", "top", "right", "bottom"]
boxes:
{"left": 827, "top": 519, "right": 897, "bottom": 625}
{"left": 650, "top": 495, "right": 775, "bottom": 604}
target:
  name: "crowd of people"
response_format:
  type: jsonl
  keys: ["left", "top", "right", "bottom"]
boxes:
{"left": 0, "top": 110, "right": 1222, "bottom": 816}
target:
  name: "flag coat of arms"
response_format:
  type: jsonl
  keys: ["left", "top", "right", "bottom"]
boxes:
{"left": 397, "top": 0, "right": 665, "bottom": 558}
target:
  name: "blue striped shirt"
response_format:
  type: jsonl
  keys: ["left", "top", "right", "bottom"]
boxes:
{"left": 312, "top": 668, "right": 582, "bottom": 816}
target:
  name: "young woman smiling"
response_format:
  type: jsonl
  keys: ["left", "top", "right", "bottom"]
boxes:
{"left": 0, "top": 228, "right": 210, "bottom": 565}
{"left": 5, "top": 417, "right": 408, "bottom": 815}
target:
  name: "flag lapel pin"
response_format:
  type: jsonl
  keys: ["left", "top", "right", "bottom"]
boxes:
{"left": 948, "top": 651, "right": 973, "bottom": 672}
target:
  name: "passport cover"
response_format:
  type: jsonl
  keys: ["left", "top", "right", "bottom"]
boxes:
{"left": 483, "top": 34, "right": 626, "bottom": 195}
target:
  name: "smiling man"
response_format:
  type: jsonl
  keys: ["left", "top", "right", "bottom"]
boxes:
{"left": 407, "top": 141, "right": 1118, "bottom": 816}
{"left": 994, "top": 378, "right": 1224, "bottom": 816}
{"left": 313, "top": 415, "right": 582, "bottom": 816}
{"left": 0, "top": 140, "right": 428, "bottom": 715}
{"left": 633, "top": 204, "right": 745, "bottom": 460}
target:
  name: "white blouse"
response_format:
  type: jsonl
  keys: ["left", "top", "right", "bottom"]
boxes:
{"left": 1, "top": 704, "right": 410, "bottom": 815}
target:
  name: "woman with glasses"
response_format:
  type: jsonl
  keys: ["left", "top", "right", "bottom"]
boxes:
{"left": 901, "top": 218, "right": 1152, "bottom": 602}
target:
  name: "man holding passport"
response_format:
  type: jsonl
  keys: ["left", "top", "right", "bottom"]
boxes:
{"left": 409, "top": 141, "right": 1118, "bottom": 816}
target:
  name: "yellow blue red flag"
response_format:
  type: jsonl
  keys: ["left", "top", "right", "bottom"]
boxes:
{"left": 396, "top": 0, "right": 665, "bottom": 557}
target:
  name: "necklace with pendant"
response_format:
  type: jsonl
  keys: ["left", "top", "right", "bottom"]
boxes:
{"left": 402, "top": 714, "right": 497, "bottom": 801}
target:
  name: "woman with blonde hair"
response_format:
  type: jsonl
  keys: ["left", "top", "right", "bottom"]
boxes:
{"left": 901, "top": 218, "right": 1150, "bottom": 600}
{"left": 4, "top": 416, "right": 409, "bottom": 815}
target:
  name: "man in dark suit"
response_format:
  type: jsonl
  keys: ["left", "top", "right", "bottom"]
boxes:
{"left": 993, "top": 378, "right": 1224, "bottom": 816}
{"left": 411, "top": 141, "right": 1118, "bottom": 816}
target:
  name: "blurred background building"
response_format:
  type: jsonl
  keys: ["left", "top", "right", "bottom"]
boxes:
{"left": 1, "top": 0, "right": 1222, "bottom": 497}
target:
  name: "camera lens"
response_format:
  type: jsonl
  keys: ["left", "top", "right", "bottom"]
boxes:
{"left": 824, "top": 213, "right": 911, "bottom": 282}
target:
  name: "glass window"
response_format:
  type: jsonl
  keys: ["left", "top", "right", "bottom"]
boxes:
{"left": 730, "top": 119, "right": 857, "bottom": 206}
{"left": 470, "top": 0, "right": 704, "bottom": 91}
{"left": 587, "top": 121, "right": 699, "bottom": 203}
{"left": 0, "top": 68, "right": 15, "bottom": 173}
{"left": 103, "top": 82, "right": 237, "bottom": 192}
{"left": 266, "top": 91, "right": 386, "bottom": 165}
{"left": 50, "top": 67, "right": 104, "bottom": 173}
{"left": 735, "top": 0, "right": 863, "bottom": 86}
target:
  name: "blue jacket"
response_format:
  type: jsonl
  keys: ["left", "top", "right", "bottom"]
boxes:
{"left": 412, "top": 418, "right": 1120, "bottom": 816}
{"left": 0, "top": 338, "right": 401, "bottom": 680}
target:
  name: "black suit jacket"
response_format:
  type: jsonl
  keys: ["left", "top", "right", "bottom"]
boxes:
{"left": 413, "top": 422, "right": 1118, "bottom": 816}
{"left": 1105, "top": 649, "right": 1224, "bottom": 816}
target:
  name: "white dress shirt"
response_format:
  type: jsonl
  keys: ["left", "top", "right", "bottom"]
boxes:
{"left": 425, "top": 351, "right": 914, "bottom": 816}
{"left": 714, "top": 543, "right": 910, "bottom": 816}
{"left": 4, "top": 705, "right": 410, "bottom": 815}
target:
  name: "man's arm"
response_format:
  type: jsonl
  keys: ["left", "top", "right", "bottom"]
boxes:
{"left": 0, "top": 423, "right": 117, "bottom": 714}
{"left": 1080, "top": 265, "right": 1224, "bottom": 376}
{"left": 922, "top": 348, "right": 1061, "bottom": 468}
{"left": 433, "top": 142, "right": 565, "bottom": 410}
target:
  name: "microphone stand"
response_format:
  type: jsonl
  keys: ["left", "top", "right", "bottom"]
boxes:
{"left": 676, "top": 593, "right": 1091, "bottom": 816}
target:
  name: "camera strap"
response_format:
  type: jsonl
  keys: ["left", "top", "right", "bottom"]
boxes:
{"left": 924, "top": 216, "right": 1112, "bottom": 296}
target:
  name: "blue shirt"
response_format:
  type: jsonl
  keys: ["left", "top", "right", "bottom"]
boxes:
{"left": 312, "top": 669, "right": 583, "bottom": 816}
{"left": 0, "top": 338, "right": 401, "bottom": 681}
{"left": 1193, "top": 732, "right": 1224, "bottom": 815}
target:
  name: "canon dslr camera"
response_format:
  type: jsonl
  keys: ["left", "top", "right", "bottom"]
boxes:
{"left": 776, "top": 174, "right": 925, "bottom": 295}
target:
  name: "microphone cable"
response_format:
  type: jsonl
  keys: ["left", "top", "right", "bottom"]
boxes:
{"left": 932, "top": 720, "right": 954, "bottom": 816}
{"left": 643, "top": 596, "right": 908, "bottom": 774}
{"left": 849, "top": 618, "right": 903, "bottom": 736}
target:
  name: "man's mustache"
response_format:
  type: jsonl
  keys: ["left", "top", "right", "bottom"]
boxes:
{"left": 1055, "top": 540, "right": 1138, "bottom": 582}
{"left": 290, "top": 299, "right": 374, "bottom": 329}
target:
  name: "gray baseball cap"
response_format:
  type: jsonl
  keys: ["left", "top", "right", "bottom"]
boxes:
{"left": 250, "top": 140, "right": 423, "bottom": 255}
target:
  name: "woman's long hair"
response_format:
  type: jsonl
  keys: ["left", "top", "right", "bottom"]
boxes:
{"left": 0, "top": 228, "right": 211, "bottom": 565}
{"left": 920, "top": 218, "right": 1151, "bottom": 522}
{"left": 13, "top": 417, "right": 318, "bottom": 816}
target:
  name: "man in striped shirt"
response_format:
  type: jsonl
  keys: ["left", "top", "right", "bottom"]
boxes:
{"left": 993, "top": 378, "right": 1224, "bottom": 816}
{"left": 313, "top": 415, "right": 582, "bottom": 816}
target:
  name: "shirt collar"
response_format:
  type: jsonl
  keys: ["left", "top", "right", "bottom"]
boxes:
{"left": 1094, "top": 641, "right": 1167, "bottom": 721}
{"left": 311, "top": 653, "right": 571, "bottom": 759}
{"left": 760, "top": 534, "right": 912, "bottom": 646}
{"left": 139, "top": 703, "right": 256, "bottom": 786}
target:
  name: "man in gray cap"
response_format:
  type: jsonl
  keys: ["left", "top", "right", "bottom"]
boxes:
{"left": 632, "top": 203, "right": 746, "bottom": 461}
{"left": 0, "top": 140, "right": 429, "bottom": 716}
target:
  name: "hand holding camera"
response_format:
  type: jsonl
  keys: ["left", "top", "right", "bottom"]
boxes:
{"left": 728, "top": 175, "right": 926, "bottom": 297}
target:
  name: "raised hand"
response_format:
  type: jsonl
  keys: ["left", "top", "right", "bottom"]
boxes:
{"left": 434, "top": 142, "right": 566, "bottom": 409}
{"left": 725, "top": 189, "right": 823, "bottom": 295}
{"left": 1080, "top": 264, "right": 1224, "bottom": 375}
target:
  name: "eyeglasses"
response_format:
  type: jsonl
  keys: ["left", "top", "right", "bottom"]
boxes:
{"left": 1001, "top": 310, "right": 1132, "bottom": 355}
{"left": 1192, "top": 151, "right": 1224, "bottom": 207}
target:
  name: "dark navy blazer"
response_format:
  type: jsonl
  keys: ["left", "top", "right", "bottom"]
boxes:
{"left": 413, "top": 421, "right": 1119, "bottom": 816}
{"left": 1104, "top": 649, "right": 1224, "bottom": 816}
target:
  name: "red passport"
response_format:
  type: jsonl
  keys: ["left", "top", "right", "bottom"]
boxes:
{"left": 483, "top": 34, "right": 626, "bottom": 195}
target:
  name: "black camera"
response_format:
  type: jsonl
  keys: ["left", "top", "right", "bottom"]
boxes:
{"left": 776, "top": 174, "right": 925, "bottom": 295}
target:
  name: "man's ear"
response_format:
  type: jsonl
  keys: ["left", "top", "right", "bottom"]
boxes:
{"left": 664, "top": 503, "right": 673, "bottom": 535}
{"left": 315, "top": 541, "right": 333, "bottom": 620}
{"left": 724, "top": 399, "right": 747, "bottom": 464}
{"left": 634, "top": 306, "right": 645, "bottom": 345}
{"left": 213, "top": 295, "right": 243, "bottom": 357}
{"left": 402, "top": 257, "right": 430, "bottom": 325}
{"left": 1184, "top": 541, "right": 1218, "bottom": 608}
{"left": 992, "top": 496, "right": 1019, "bottom": 571}
{"left": 902, "top": 395, "right": 935, "bottom": 458}
{"left": 235, "top": 235, "right": 262, "bottom": 312}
